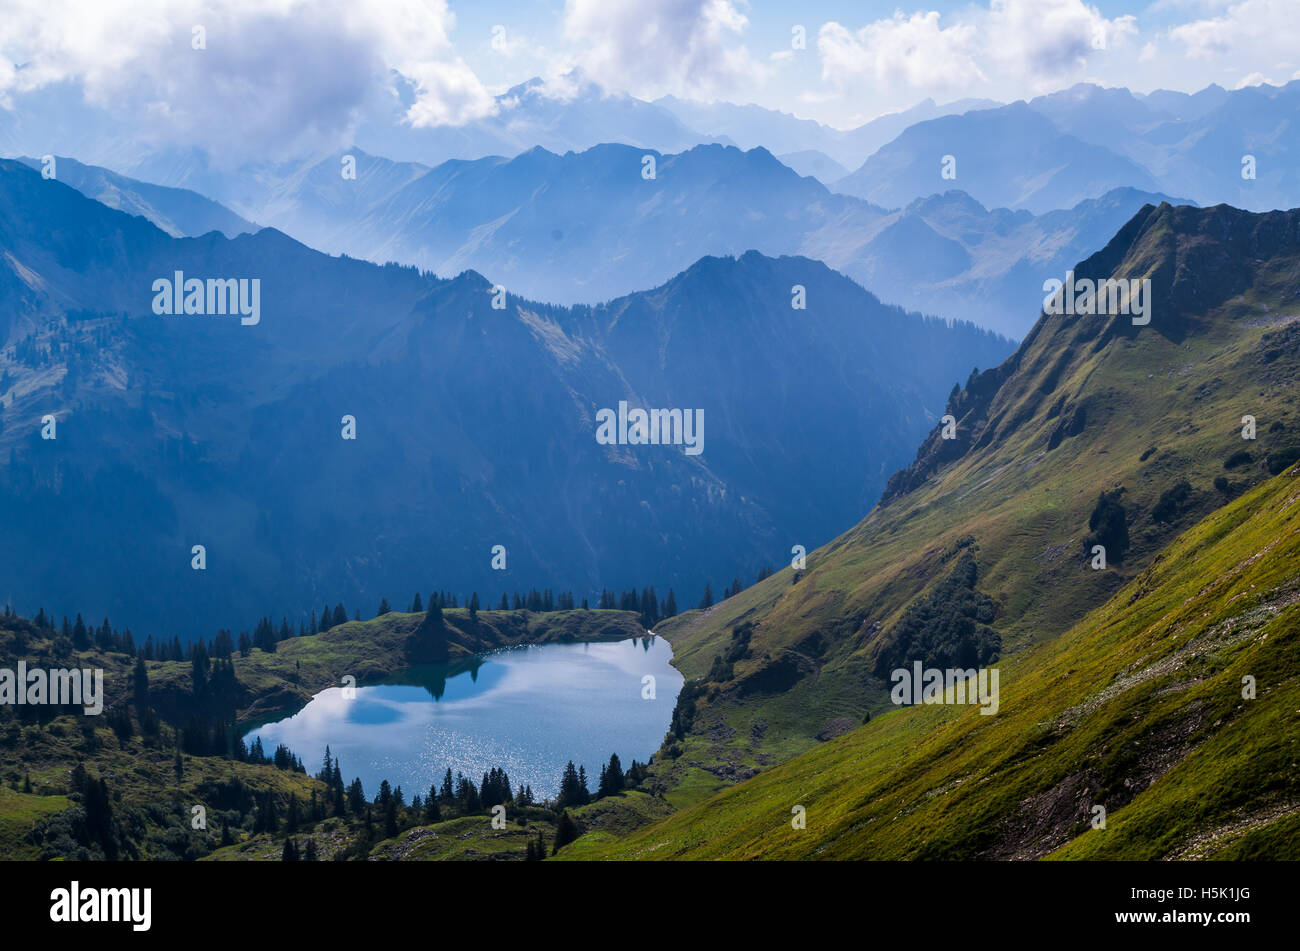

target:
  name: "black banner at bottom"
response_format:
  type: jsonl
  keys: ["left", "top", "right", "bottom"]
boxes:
{"left": 8, "top": 860, "right": 1283, "bottom": 938}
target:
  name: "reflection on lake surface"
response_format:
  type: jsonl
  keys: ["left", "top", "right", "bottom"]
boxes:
{"left": 243, "top": 636, "right": 683, "bottom": 799}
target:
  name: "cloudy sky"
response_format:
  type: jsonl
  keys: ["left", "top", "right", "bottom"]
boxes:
{"left": 0, "top": 0, "right": 1293, "bottom": 149}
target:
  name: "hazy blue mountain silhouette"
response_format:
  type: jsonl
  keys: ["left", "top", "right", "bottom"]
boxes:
{"left": 815, "top": 186, "right": 1192, "bottom": 337}
{"left": 776, "top": 150, "right": 849, "bottom": 183}
{"left": 0, "top": 159, "right": 1011, "bottom": 637}
{"left": 227, "top": 143, "right": 1180, "bottom": 337}
{"left": 836, "top": 82, "right": 1300, "bottom": 214}
{"left": 656, "top": 94, "right": 1002, "bottom": 170}
{"left": 834, "top": 101, "right": 1163, "bottom": 213}
{"left": 17, "top": 155, "right": 255, "bottom": 238}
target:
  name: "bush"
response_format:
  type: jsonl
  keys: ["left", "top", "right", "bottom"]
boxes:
{"left": 1085, "top": 488, "right": 1129, "bottom": 563}
{"left": 1266, "top": 444, "right": 1300, "bottom": 475}
{"left": 1151, "top": 481, "right": 1192, "bottom": 523}
{"left": 873, "top": 553, "right": 1000, "bottom": 675}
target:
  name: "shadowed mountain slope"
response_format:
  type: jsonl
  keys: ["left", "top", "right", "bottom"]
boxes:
{"left": 0, "top": 159, "right": 1009, "bottom": 637}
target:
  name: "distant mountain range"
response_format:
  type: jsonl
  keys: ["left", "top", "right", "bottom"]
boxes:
{"left": 147, "top": 142, "right": 1174, "bottom": 339}
{"left": 654, "top": 94, "right": 1001, "bottom": 170}
{"left": 16, "top": 155, "right": 254, "bottom": 239}
{"left": 0, "top": 158, "right": 1010, "bottom": 637}
{"left": 0, "top": 72, "right": 991, "bottom": 188}
{"left": 351, "top": 73, "right": 730, "bottom": 166}
{"left": 824, "top": 185, "right": 1193, "bottom": 337}
{"left": 834, "top": 101, "right": 1164, "bottom": 214}
{"left": 6, "top": 77, "right": 1299, "bottom": 342}
{"left": 834, "top": 81, "right": 1300, "bottom": 214}
{"left": 9, "top": 74, "right": 1296, "bottom": 216}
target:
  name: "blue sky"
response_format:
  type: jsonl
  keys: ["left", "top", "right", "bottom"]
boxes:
{"left": 0, "top": 1, "right": 1294, "bottom": 145}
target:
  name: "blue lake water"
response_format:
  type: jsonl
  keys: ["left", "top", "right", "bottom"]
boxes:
{"left": 243, "top": 636, "right": 683, "bottom": 800}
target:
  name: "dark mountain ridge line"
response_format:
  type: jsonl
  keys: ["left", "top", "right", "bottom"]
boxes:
{"left": 68, "top": 140, "right": 1186, "bottom": 337}
{"left": 0, "top": 157, "right": 1010, "bottom": 340}
{"left": 879, "top": 199, "right": 1300, "bottom": 505}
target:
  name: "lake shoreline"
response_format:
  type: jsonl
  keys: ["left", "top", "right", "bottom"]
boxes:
{"left": 242, "top": 635, "right": 684, "bottom": 801}
{"left": 139, "top": 608, "right": 651, "bottom": 728}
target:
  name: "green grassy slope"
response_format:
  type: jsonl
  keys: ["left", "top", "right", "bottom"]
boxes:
{"left": 201, "top": 790, "right": 675, "bottom": 862}
{"left": 644, "top": 202, "right": 1300, "bottom": 795}
{"left": 0, "top": 787, "right": 71, "bottom": 859}
{"left": 570, "top": 462, "right": 1300, "bottom": 859}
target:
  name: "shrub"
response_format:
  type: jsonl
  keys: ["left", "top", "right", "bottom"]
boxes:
{"left": 1085, "top": 488, "right": 1129, "bottom": 563}
{"left": 1151, "top": 481, "right": 1192, "bottom": 523}
{"left": 1266, "top": 444, "right": 1300, "bottom": 475}
{"left": 873, "top": 553, "right": 1000, "bottom": 675}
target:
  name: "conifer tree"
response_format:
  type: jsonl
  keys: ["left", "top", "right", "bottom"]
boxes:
{"left": 557, "top": 761, "right": 580, "bottom": 808}
{"left": 409, "top": 599, "right": 449, "bottom": 662}
{"left": 347, "top": 777, "right": 366, "bottom": 815}
{"left": 552, "top": 811, "right": 579, "bottom": 854}
{"left": 597, "top": 753, "right": 625, "bottom": 797}
{"left": 699, "top": 584, "right": 714, "bottom": 610}
{"left": 132, "top": 655, "right": 149, "bottom": 708}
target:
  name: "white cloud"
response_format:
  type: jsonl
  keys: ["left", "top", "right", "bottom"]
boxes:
{"left": 984, "top": 1, "right": 1137, "bottom": 83}
{"left": 1169, "top": 0, "right": 1297, "bottom": 65}
{"left": 0, "top": 0, "right": 496, "bottom": 158}
{"left": 561, "top": 0, "right": 765, "bottom": 100}
{"left": 403, "top": 59, "right": 498, "bottom": 128}
{"left": 818, "top": 12, "right": 985, "bottom": 92}
{"left": 818, "top": 1, "right": 1139, "bottom": 104}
